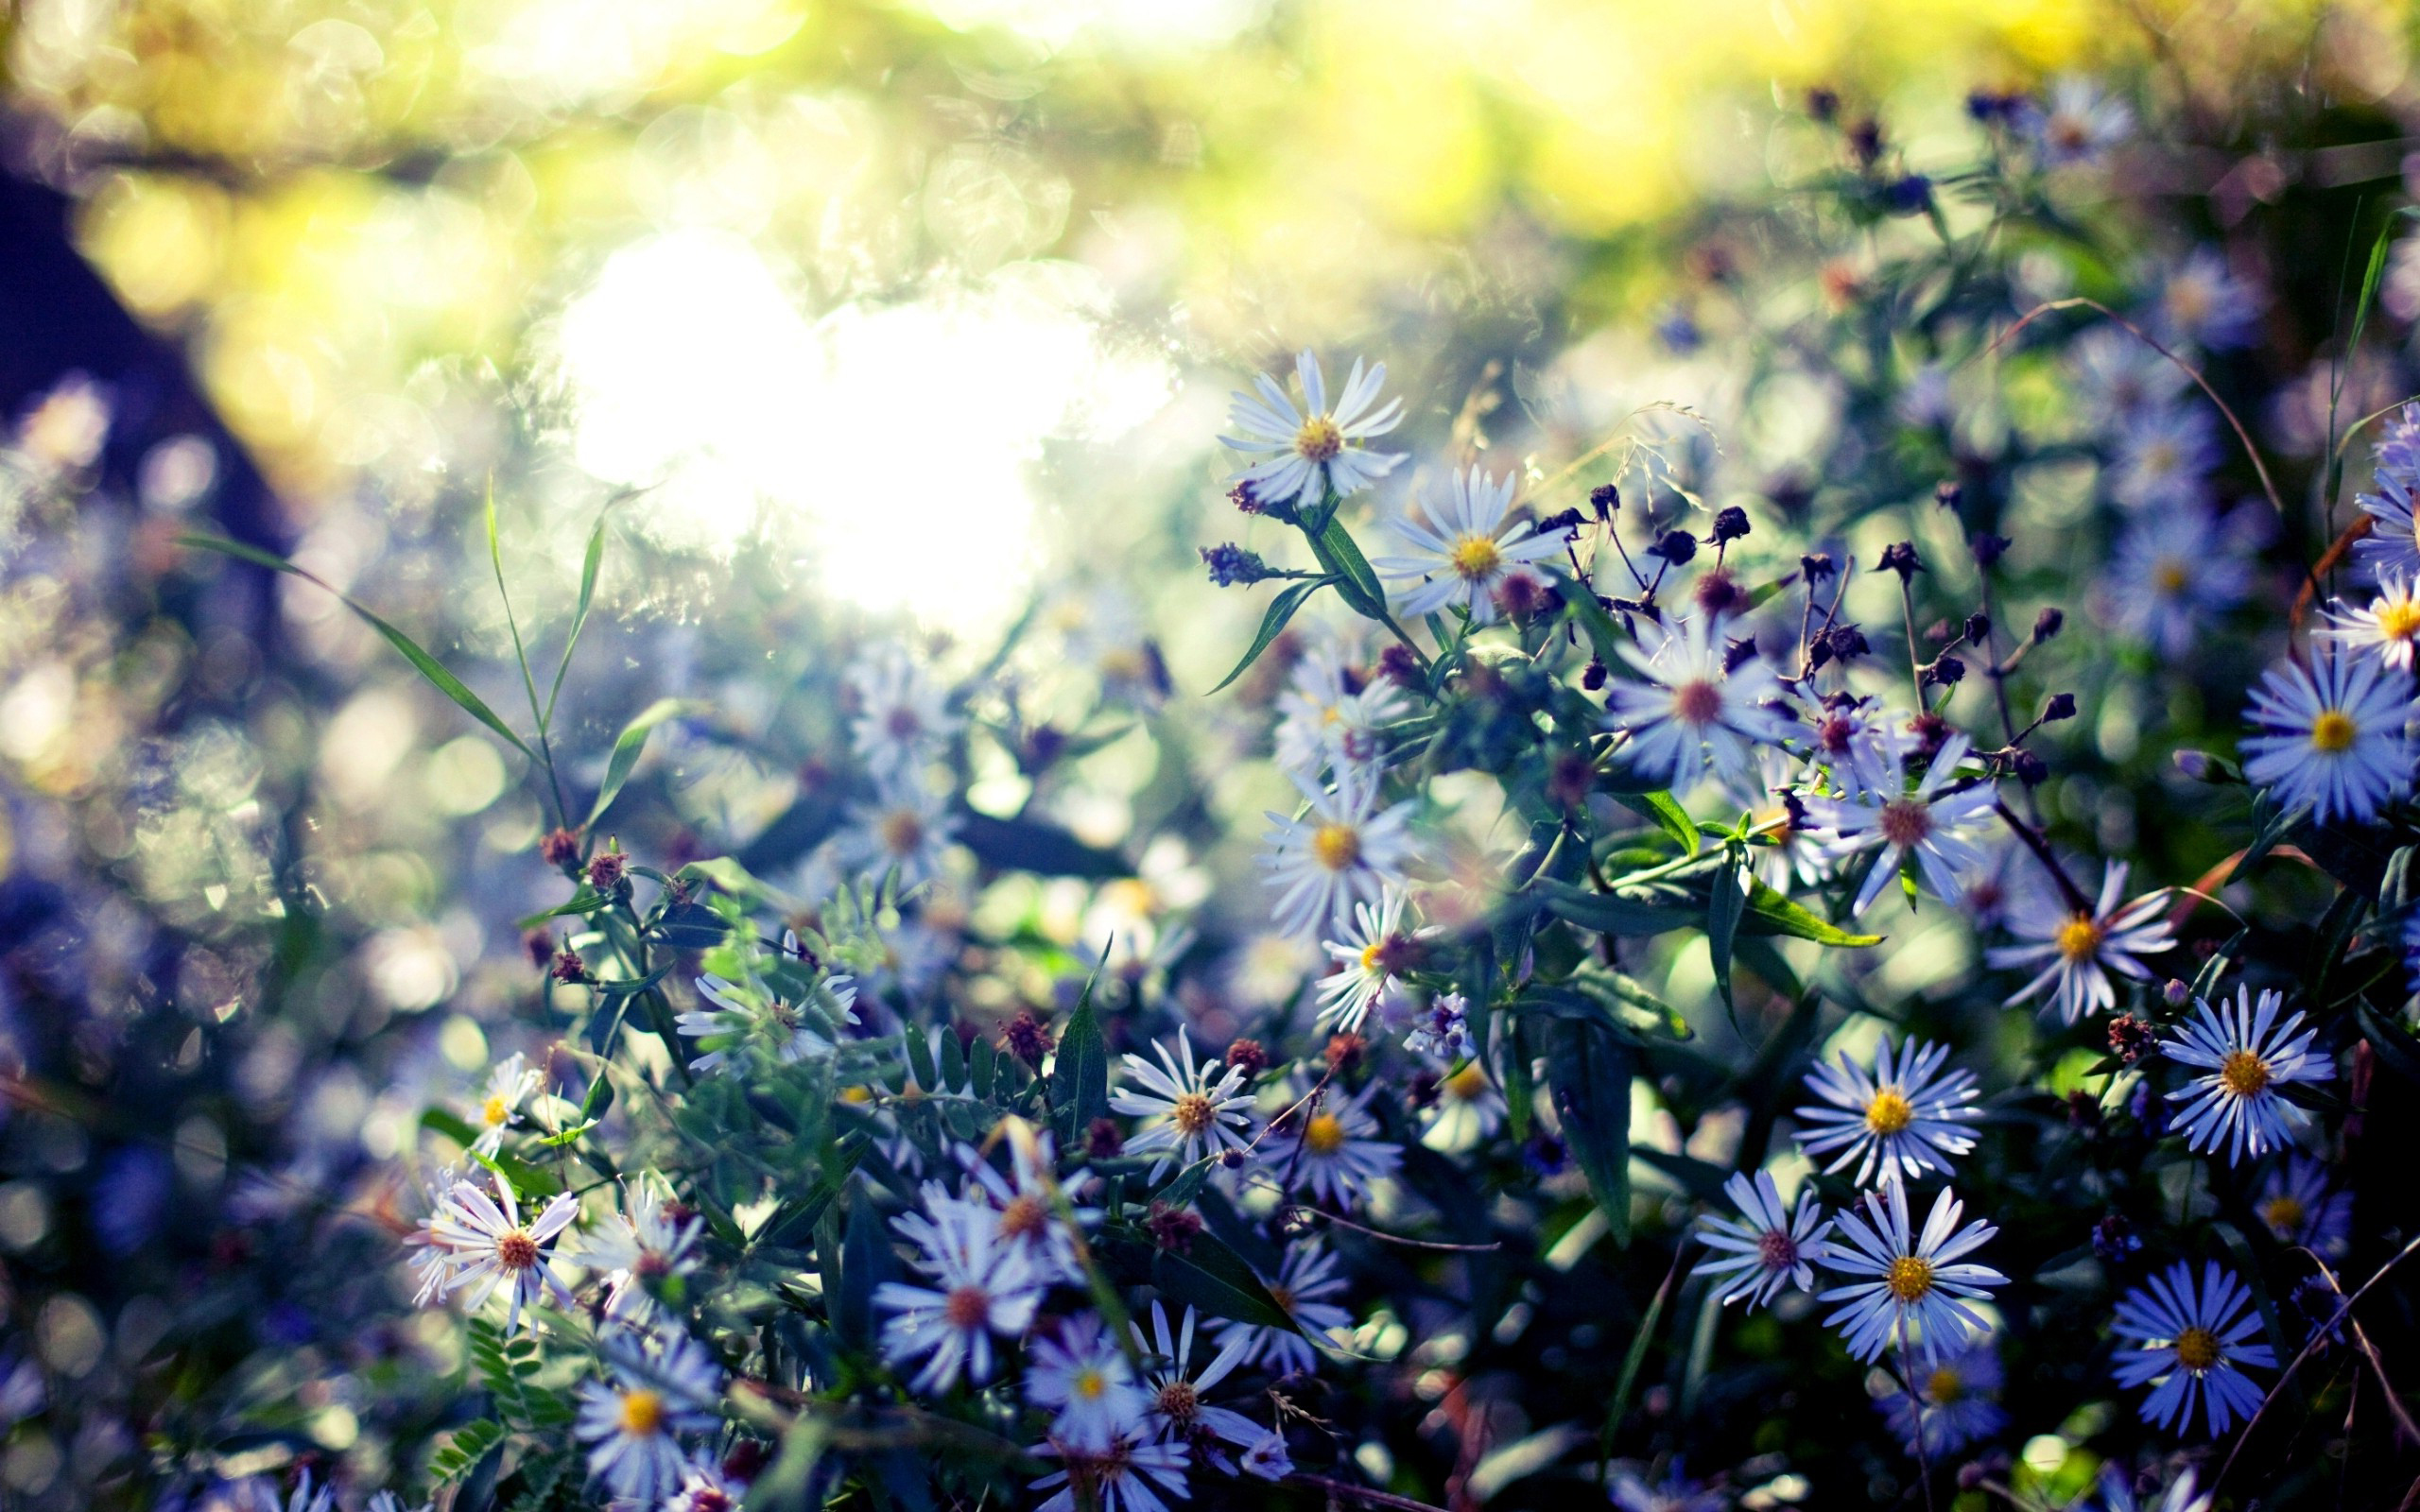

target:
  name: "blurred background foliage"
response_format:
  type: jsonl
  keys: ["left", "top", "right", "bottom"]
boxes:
{"left": 9, "top": 0, "right": 2420, "bottom": 1506}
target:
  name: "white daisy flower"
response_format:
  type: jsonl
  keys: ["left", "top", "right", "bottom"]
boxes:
{"left": 579, "top": 1178, "right": 704, "bottom": 1319}
{"left": 1238, "top": 1431, "right": 1294, "bottom": 1481}
{"left": 468, "top": 1052, "right": 542, "bottom": 1158}
{"left": 1214, "top": 1239, "right": 1352, "bottom": 1377}
{"left": 2027, "top": 74, "right": 2132, "bottom": 166}
{"left": 1606, "top": 1464, "right": 1726, "bottom": 1512}
{"left": 1799, "top": 696, "right": 1917, "bottom": 801}
{"left": 2355, "top": 467, "right": 2420, "bottom": 580}
{"left": 1220, "top": 351, "right": 1405, "bottom": 511}
{"left": 847, "top": 645, "right": 959, "bottom": 781}
{"left": 830, "top": 776, "right": 959, "bottom": 889}
{"left": 1131, "top": 1302, "right": 1264, "bottom": 1468}
{"left": 1374, "top": 464, "right": 1564, "bottom": 624}
{"left": 2321, "top": 573, "right": 2420, "bottom": 670}
{"left": 1878, "top": 1338, "right": 2007, "bottom": 1459}
{"left": 1275, "top": 1079, "right": 1401, "bottom": 1208}
{"left": 2161, "top": 986, "right": 2331, "bottom": 1166}
{"left": 2068, "top": 324, "right": 2186, "bottom": 431}
{"left": 1029, "top": 1435, "right": 1190, "bottom": 1512}
{"left": 1796, "top": 1038, "right": 1982, "bottom": 1188}
{"left": 1986, "top": 860, "right": 2174, "bottom": 1022}
{"left": 1274, "top": 646, "right": 1406, "bottom": 782}
{"left": 1810, "top": 732, "right": 2000, "bottom": 916}
{"left": 2240, "top": 652, "right": 2415, "bottom": 824}
{"left": 1725, "top": 746, "right": 1831, "bottom": 893}
{"left": 2109, "top": 403, "right": 2220, "bottom": 511}
{"left": 1605, "top": 614, "right": 1789, "bottom": 793}
{"left": 1420, "top": 1057, "right": 1505, "bottom": 1152}
{"left": 417, "top": 1177, "right": 579, "bottom": 1329}
{"left": 663, "top": 1454, "right": 744, "bottom": 1512}
{"left": 873, "top": 1202, "right": 1046, "bottom": 1394}
{"left": 366, "top": 1492, "right": 430, "bottom": 1512}
{"left": 1109, "top": 1031, "right": 1256, "bottom": 1177}
{"left": 1819, "top": 1182, "right": 2005, "bottom": 1367}
{"left": 2086, "top": 1465, "right": 2214, "bottom": 1512}
{"left": 1316, "top": 886, "right": 1432, "bottom": 1034}
{"left": 2102, "top": 507, "right": 2254, "bottom": 658}
{"left": 1952, "top": 836, "right": 2043, "bottom": 935}
{"left": 676, "top": 969, "right": 859, "bottom": 1077}
{"left": 2112, "top": 1260, "right": 2277, "bottom": 1435}
{"left": 574, "top": 1324, "right": 724, "bottom": 1505}
{"left": 1027, "top": 1313, "right": 1150, "bottom": 1452}
{"left": 1259, "top": 767, "right": 1418, "bottom": 939}
{"left": 948, "top": 1133, "right": 1096, "bottom": 1286}
{"left": 2151, "top": 247, "right": 2266, "bottom": 352}
{"left": 2255, "top": 1155, "right": 2352, "bottom": 1258}
{"left": 1696, "top": 1169, "right": 1832, "bottom": 1310}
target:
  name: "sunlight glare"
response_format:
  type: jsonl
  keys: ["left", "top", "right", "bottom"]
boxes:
{"left": 557, "top": 230, "right": 1173, "bottom": 632}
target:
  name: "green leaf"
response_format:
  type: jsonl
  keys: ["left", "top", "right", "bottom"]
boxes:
{"left": 2225, "top": 797, "right": 2311, "bottom": 886}
{"left": 651, "top": 901, "right": 730, "bottom": 952}
{"left": 1208, "top": 576, "right": 1332, "bottom": 695}
{"left": 1537, "top": 880, "right": 1699, "bottom": 937}
{"left": 1598, "top": 1266, "right": 1675, "bottom": 1464}
{"left": 1144, "top": 1228, "right": 1297, "bottom": 1332}
{"left": 1307, "top": 515, "right": 1389, "bottom": 619}
{"left": 588, "top": 698, "right": 694, "bottom": 826}
{"left": 1554, "top": 571, "right": 1625, "bottom": 666}
{"left": 545, "top": 502, "right": 617, "bottom": 730}
{"left": 834, "top": 1184, "right": 887, "bottom": 1351}
{"left": 1618, "top": 792, "right": 1700, "bottom": 854}
{"left": 1050, "top": 998, "right": 1111, "bottom": 1139}
{"left": 1707, "top": 852, "right": 1745, "bottom": 1009}
{"left": 514, "top": 889, "right": 605, "bottom": 930}
{"left": 2357, "top": 1001, "right": 2420, "bottom": 1085}
{"left": 182, "top": 533, "right": 537, "bottom": 762}
{"left": 1545, "top": 1017, "right": 1634, "bottom": 1246}
{"left": 1740, "top": 878, "right": 1881, "bottom": 946}
{"left": 421, "top": 1107, "right": 479, "bottom": 1150}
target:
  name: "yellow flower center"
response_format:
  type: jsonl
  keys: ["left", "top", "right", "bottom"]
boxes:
{"left": 2261, "top": 1194, "right": 2306, "bottom": 1234}
{"left": 1310, "top": 821, "right": 1362, "bottom": 872}
{"left": 1448, "top": 534, "right": 1503, "bottom": 581}
{"left": 1156, "top": 1381, "right": 1199, "bottom": 1421}
{"left": 1926, "top": 1366, "right": 1964, "bottom": 1404}
{"left": 1865, "top": 1089, "right": 1915, "bottom": 1137}
{"left": 2219, "top": 1048, "right": 2273, "bottom": 1096}
{"left": 2145, "top": 440, "right": 2179, "bottom": 474}
{"left": 495, "top": 1228, "right": 539, "bottom": 1270}
{"left": 1295, "top": 417, "right": 1343, "bottom": 462}
{"left": 2152, "top": 558, "right": 2189, "bottom": 593}
{"left": 2055, "top": 915, "right": 2103, "bottom": 962}
{"left": 2168, "top": 280, "right": 2212, "bottom": 327}
{"left": 1170, "top": 1091, "right": 1216, "bottom": 1136}
{"left": 1887, "top": 1255, "right": 1935, "bottom": 1303}
{"left": 999, "top": 1194, "right": 1049, "bottom": 1241}
{"left": 1359, "top": 941, "right": 1385, "bottom": 972}
{"left": 877, "top": 810, "right": 925, "bottom": 856}
{"left": 1074, "top": 1366, "right": 1109, "bottom": 1401}
{"left": 2310, "top": 709, "right": 2358, "bottom": 754}
{"left": 2174, "top": 1325, "right": 2221, "bottom": 1372}
{"left": 617, "top": 1389, "right": 665, "bottom": 1436}
{"left": 1443, "top": 1064, "right": 1489, "bottom": 1103}
{"left": 481, "top": 1095, "right": 511, "bottom": 1128}
{"left": 2378, "top": 598, "right": 2420, "bottom": 643}
{"left": 1877, "top": 799, "right": 1932, "bottom": 849}
{"left": 1303, "top": 1112, "right": 1348, "bottom": 1156}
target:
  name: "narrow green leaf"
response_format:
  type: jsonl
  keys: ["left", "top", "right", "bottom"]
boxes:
{"left": 1707, "top": 851, "right": 1745, "bottom": 1010}
{"left": 1598, "top": 1265, "right": 1676, "bottom": 1466}
{"left": 515, "top": 888, "right": 605, "bottom": 930}
{"left": 1050, "top": 999, "right": 1111, "bottom": 1139}
{"left": 1554, "top": 571, "right": 1625, "bottom": 666}
{"left": 587, "top": 697, "right": 693, "bottom": 826}
{"left": 1208, "top": 577, "right": 1331, "bottom": 695}
{"left": 1546, "top": 1017, "right": 1634, "bottom": 1246}
{"left": 1537, "top": 879, "right": 1699, "bottom": 937}
{"left": 2357, "top": 1001, "right": 2420, "bottom": 1085}
{"left": 1307, "top": 515, "right": 1389, "bottom": 619}
{"left": 1740, "top": 878, "right": 1881, "bottom": 946}
{"left": 180, "top": 533, "right": 536, "bottom": 762}
{"left": 834, "top": 1184, "right": 887, "bottom": 1351}
{"left": 1618, "top": 792, "right": 1700, "bottom": 854}
{"left": 545, "top": 501, "right": 617, "bottom": 730}
{"left": 1144, "top": 1228, "right": 1297, "bottom": 1332}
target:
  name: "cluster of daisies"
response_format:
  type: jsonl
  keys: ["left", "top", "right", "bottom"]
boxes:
{"left": 870, "top": 1134, "right": 1299, "bottom": 1511}
{"left": 1215, "top": 344, "right": 2379, "bottom": 1465}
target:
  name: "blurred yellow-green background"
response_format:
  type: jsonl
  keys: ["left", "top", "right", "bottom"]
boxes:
{"left": 16, "top": 0, "right": 2405, "bottom": 518}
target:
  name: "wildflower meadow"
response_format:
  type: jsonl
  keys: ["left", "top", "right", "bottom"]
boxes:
{"left": 5, "top": 7, "right": 2420, "bottom": 1512}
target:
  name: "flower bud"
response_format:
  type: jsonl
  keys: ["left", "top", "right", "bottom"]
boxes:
{"left": 1800, "top": 552, "right": 1836, "bottom": 583}
{"left": 1933, "top": 479, "right": 1963, "bottom": 509}
{"left": 1963, "top": 612, "right": 1992, "bottom": 644}
{"left": 2044, "top": 692, "right": 2078, "bottom": 721}
{"left": 1970, "top": 533, "right": 2011, "bottom": 566}
{"left": 1200, "top": 542, "right": 1271, "bottom": 587}
{"left": 1653, "top": 528, "right": 1699, "bottom": 565}
{"left": 1877, "top": 541, "right": 1924, "bottom": 579}
{"left": 2011, "top": 749, "right": 2048, "bottom": 784}
{"left": 1589, "top": 483, "right": 1620, "bottom": 519}
{"left": 1711, "top": 506, "right": 1752, "bottom": 543}
{"left": 540, "top": 827, "right": 582, "bottom": 869}
{"left": 2032, "top": 607, "right": 2065, "bottom": 642}
{"left": 1927, "top": 654, "right": 1966, "bottom": 686}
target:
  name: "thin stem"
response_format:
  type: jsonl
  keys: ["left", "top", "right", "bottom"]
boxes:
{"left": 1993, "top": 799, "right": 2094, "bottom": 915}
{"left": 1281, "top": 1472, "right": 1452, "bottom": 1512}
